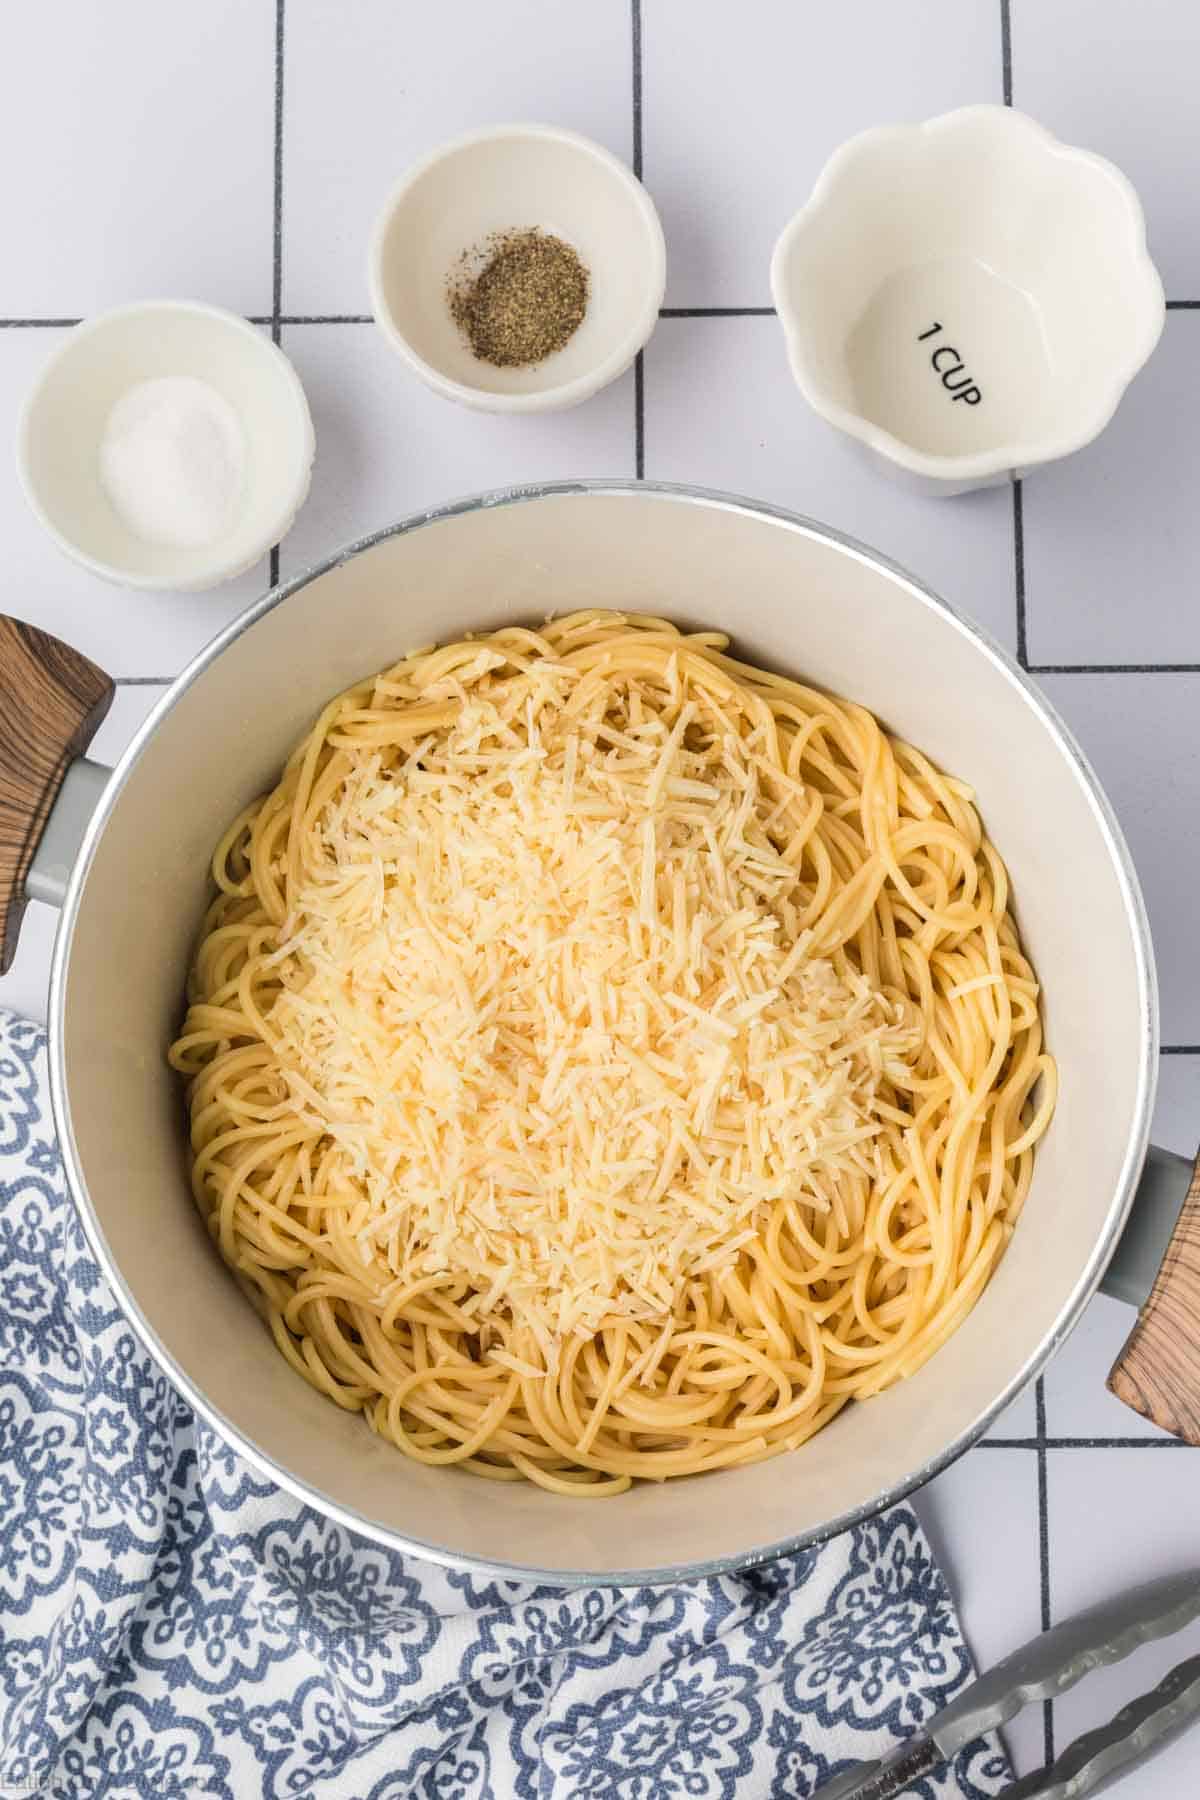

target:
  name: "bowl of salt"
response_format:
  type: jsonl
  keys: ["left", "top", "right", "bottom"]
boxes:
{"left": 17, "top": 300, "right": 314, "bottom": 590}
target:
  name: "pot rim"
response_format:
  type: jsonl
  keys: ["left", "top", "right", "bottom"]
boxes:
{"left": 46, "top": 479, "right": 1159, "bottom": 1586}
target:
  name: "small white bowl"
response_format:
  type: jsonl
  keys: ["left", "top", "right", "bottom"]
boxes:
{"left": 17, "top": 300, "right": 315, "bottom": 590}
{"left": 368, "top": 124, "right": 666, "bottom": 413}
{"left": 770, "top": 105, "right": 1165, "bottom": 496}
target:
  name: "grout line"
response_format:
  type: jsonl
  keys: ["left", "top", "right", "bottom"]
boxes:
{"left": 4, "top": 304, "right": 1197, "bottom": 333}
{"left": 114, "top": 676, "right": 174, "bottom": 688}
{"left": 1012, "top": 480, "right": 1028, "bottom": 670}
{"left": 1045, "top": 1436, "right": 1193, "bottom": 1448}
{"left": 1163, "top": 1045, "right": 1200, "bottom": 1055}
{"left": 979, "top": 1435, "right": 1196, "bottom": 1449}
{"left": 632, "top": 0, "right": 644, "bottom": 481}
{"left": 1000, "top": 0, "right": 1013, "bottom": 105}
{"left": 1035, "top": 1377, "right": 1055, "bottom": 1767}
{"left": 635, "top": 352, "right": 645, "bottom": 479}
{"left": 631, "top": 0, "right": 643, "bottom": 179}
{"left": 1028, "top": 662, "right": 1200, "bottom": 675}
{"left": 659, "top": 306, "right": 776, "bottom": 318}
{"left": 269, "top": 0, "right": 286, "bottom": 591}
{"left": 272, "top": 0, "right": 285, "bottom": 341}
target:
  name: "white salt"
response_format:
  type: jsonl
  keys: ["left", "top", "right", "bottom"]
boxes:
{"left": 98, "top": 375, "right": 246, "bottom": 550}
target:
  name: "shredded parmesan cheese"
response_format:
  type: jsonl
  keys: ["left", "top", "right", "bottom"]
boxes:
{"left": 269, "top": 656, "right": 914, "bottom": 1363}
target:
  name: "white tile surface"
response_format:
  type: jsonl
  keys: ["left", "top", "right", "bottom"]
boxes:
{"left": 1042, "top": 1294, "right": 1168, "bottom": 1442}
{"left": 1037, "top": 673, "right": 1200, "bottom": 1045}
{"left": 1152, "top": 1051, "right": 1200, "bottom": 1152}
{"left": 1023, "top": 315, "right": 1200, "bottom": 668}
{"left": 282, "top": 0, "right": 634, "bottom": 315}
{"left": 643, "top": 316, "right": 1020, "bottom": 652}
{"left": 3, "top": 6, "right": 1200, "bottom": 1794}
{"left": 987, "top": 1380, "right": 1038, "bottom": 1440}
{"left": 1047, "top": 1449, "right": 1200, "bottom": 1800}
{"left": 1014, "top": 0, "right": 1200, "bottom": 301}
{"left": 278, "top": 324, "right": 635, "bottom": 578}
{"left": 913, "top": 1447, "right": 1046, "bottom": 1777}
{"left": 643, "top": 0, "right": 1001, "bottom": 307}
{"left": 0, "top": 1, "right": 274, "bottom": 318}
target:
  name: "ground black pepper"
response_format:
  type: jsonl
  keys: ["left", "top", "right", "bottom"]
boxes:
{"left": 448, "top": 229, "right": 589, "bottom": 369}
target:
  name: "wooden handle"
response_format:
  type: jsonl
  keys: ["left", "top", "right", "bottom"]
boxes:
{"left": 0, "top": 615, "right": 114, "bottom": 975}
{"left": 1109, "top": 1146, "right": 1200, "bottom": 1442}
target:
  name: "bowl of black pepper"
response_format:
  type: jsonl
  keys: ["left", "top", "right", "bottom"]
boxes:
{"left": 368, "top": 124, "right": 666, "bottom": 412}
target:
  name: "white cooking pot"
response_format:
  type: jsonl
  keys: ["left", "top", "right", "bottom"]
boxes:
{"left": 2, "top": 484, "right": 1196, "bottom": 1584}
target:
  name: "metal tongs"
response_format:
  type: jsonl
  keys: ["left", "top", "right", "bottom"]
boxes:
{"left": 814, "top": 1570, "right": 1200, "bottom": 1800}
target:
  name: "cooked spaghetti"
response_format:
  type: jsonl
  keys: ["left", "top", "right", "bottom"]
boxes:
{"left": 169, "top": 611, "right": 1055, "bottom": 1494}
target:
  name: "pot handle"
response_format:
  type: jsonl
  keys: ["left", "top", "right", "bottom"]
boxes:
{"left": 0, "top": 614, "right": 114, "bottom": 975}
{"left": 1105, "top": 1143, "right": 1200, "bottom": 1443}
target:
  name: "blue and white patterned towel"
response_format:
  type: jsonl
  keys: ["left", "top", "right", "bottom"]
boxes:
{"left": 0, "top": 1009, "right": 1007, "bottom": 1799}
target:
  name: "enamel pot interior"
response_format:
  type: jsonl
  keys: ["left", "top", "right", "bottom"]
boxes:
{"left": 51, "top": 485, "right": 1154, "bottom": 1583}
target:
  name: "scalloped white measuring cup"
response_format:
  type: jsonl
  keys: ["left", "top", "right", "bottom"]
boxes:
{"left": 771, "top": 105, "right": 1165, "bottom": 496}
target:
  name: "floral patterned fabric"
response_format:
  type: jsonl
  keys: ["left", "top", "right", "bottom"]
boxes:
{"left": 0, "top": 1009, "right": 1009, "bottom": 1798}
